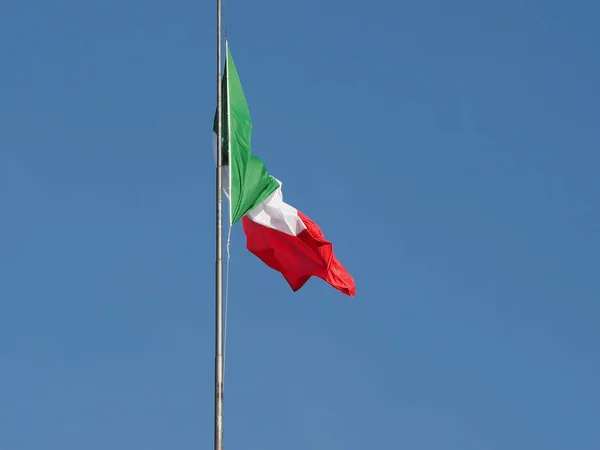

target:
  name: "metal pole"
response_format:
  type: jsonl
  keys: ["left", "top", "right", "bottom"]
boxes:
{"left": 214, "top": 0, "right": 224, "bottom": 446}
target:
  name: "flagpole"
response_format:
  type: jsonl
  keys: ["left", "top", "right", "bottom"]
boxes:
{"left": 214, "top": 0, "right": 224, "bottom": 446}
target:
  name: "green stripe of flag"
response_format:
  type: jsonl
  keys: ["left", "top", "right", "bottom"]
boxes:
{"left": 214, "top": 47, "right": 279, "bottom": 224}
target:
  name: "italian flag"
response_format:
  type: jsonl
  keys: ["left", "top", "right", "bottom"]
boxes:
{"left": 214, "top": 45, "right": 355, "bottom": 296}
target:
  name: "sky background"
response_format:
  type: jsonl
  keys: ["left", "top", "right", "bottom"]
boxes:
{"left": 1, "top": 0, "right": 599, "bottom": 449}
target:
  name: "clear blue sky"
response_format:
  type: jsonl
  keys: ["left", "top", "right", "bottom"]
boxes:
{"left": 1, "top": 0, "right": 599, "bottom": 448}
